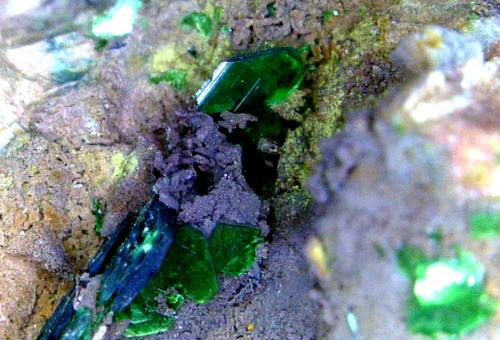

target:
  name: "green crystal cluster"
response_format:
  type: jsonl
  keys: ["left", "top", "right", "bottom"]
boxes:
{"left": 397, "top": 246, "right": 498, "bottom": 337}
{"left": 117, "top": 224, "right": 264, "bottom": 337}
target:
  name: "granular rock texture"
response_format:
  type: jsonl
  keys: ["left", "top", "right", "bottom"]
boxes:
{"left": 307, "top": 20, "right": 500, "bottom": 339}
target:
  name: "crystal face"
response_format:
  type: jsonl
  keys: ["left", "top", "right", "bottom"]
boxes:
{"left": 210, "top": 224, "right": 264, "bottom": 276}
{"left": 161, "top": 225, "right": 219, "bottom": 303}
{"left": 398, "top": 246, "right": 497, "bottom": 336}
{"left": 195, "top": 47, "right": 304, "bottom": 114}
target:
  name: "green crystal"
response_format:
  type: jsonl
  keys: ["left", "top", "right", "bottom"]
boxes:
{"left": 469, "top": 211, "right": 500, "bottom": 239}
{"left": 166, "top": 293, "right": 184, "bottom": 310}
{"left": 195, "top": 47, "right": 304, "bottom": 114}
{"left": 266, "top": 2, "right": 276, "bottom": 18}
{"left": 162, "top": 225, "right": 218, "bottom": 303}
{"left": 116, "top": 283, "right": 174, "bottom": 337}
{"left": 209, "top": 224, "right": 264, "bottom": 276}
{"left": 397, "top": 245, "right": 428, "bottom": 280}
{"left": 398, "top": 248, "right": 497, "bottom": 336}
{"left": 150, "top": 69, "right": 188, "bottom": 90}
{"left": 60, "top": 307, "right": 93, "bottom": 340}
{"left": 413, "top": 251, "right": 486, "bottom": 306}
{"left": 179, "top": 12, "right": 213, "bottom": 38}
{"left": 91, "top": 198, "right": 105, "bottom": 235}
{"left": 124, "top": 314, "right": 174, "bottom": 338}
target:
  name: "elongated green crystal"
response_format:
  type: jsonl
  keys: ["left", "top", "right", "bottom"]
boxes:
{"left": 209, "top": 224, "right": 264, "bottom": 276}
{"left": 195, "top": 47, "right": 304, "bottom": 114}
{"left": 397, "top": 247, "right": 497, "bottom": 336}
{"left": 60, "top": 307, "right": 93, "bottom": 340}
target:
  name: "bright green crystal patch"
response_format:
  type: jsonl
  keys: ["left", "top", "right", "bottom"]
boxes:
{"left": 210, "top": 224, "right": 264, "bottom": 276}
{"left": 150, "top": 69, "right": 188, "bottom": 90}
{"left": 179, "top": 12, "right": 213, "bottom": 38}
{"left": 195, "top": 47, "right": 304, "bottom": 114}
{"left": 397, "top": 246, "right": 497, "bottom": 336}
{"left": 91, "top": 0, "right": 142, "bottom": 40}
{"left": 469, "top": 211, "right": 500, "bottom": 239}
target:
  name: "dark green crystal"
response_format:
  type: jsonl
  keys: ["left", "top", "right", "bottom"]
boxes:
{"left": 195, "top": 47, "right": 304, "bottom": 114}
{"left": 162, "top": 225, "right": 218, "bottom": 303}
{"left": 166, "top": 293, "right": 184, "bottom": 310}
{"left": 97, "top": 199, "right": 176, "bottom": 312}
{"left": 209, "top": 224, "right": 264, "bottom": 276}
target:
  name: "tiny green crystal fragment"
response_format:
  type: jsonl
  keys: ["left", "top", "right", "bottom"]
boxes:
{"left": 469, "top": 211, "right": 500, "bottom": 239}
{"left": 150, "top": 69, "right": 188, "bottom": 90}
{"left": 92, "top": 198, "right": 105, "bottom": 235}
{"left": 166, "top": 293, "right": 184, "bottom": 310}
{"left": 398, "top": 247, "right": 497, "bottom": 336}
{"left": 162, "top": 225, "right": 218, "bottom": 303}
{"left": 60, "top": 307, "right": 93, "bottom": 340}
{"left": 266, "top": 2, "right": 276, "bottom": 18}
{"left": 91, "top": 0, "right": 143, "bottom": 39}
{"left": 124, "top": 314, "right": 174, "bottom": 338}
{"left": 195, "top": 47, "right": 304, "bottom": 114}
{"left": 179, "top": 12, "right": 213, "bottom": 38}
{"left": 209, "top": 224, "right": 264, "bottom": 276}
